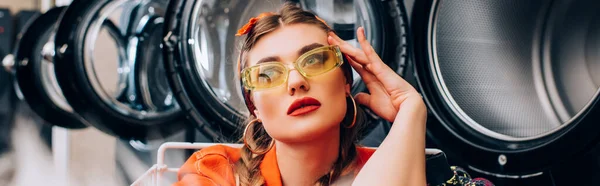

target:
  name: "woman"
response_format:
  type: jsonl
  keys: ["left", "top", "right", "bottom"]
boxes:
{"left": 174, "top": 3, "right": 427, "bottom": 186}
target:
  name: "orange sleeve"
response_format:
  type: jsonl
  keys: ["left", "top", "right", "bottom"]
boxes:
{"left": 172, "top": 145, "right": 241, "bottom": 186}
{"left": 356, "top": 147, "right": 376, "bottom": 165}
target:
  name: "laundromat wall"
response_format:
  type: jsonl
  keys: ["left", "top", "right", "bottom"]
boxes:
{"left": 1, "top": 0, "right": 600, "bottom": 186}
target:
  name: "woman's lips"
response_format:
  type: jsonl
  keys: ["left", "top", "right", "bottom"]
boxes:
{"left": 288, "top": 105, "right": 321, "bottom": 116}
{"left": 287, "top": 97, "right": 321, "bottom": 116}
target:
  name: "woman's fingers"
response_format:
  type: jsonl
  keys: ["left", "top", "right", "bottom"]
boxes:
{"left": 348, "top": 53, "right": 392, "bottom": 102}
{"left": 354, "top": 92, "right": 371, "bottom": 108}
{"left": 355, "top": 91, "right": 396, "bottom": 122}
{"left": 356, "top": 27, "right": 392, "bottom": 75}
{"left": 355, "top": 27, "right": 414, "bottom": 93}
{"left": 338, "top": 50, "right": 375, "bottom": 85}
{"left": 330, "top": 29, "right": 415, "bottom": 94}
{"left": 330, "top": 29, "right": 390, "bottom": 77}
{"left": 347, "top": 56, "right": 377, "bottom": 83}
{"left": 327, "top": 34, "right": 369, "bottom": 63}
{"left": 348, "top": 56, "right": 390, "bottom": 103}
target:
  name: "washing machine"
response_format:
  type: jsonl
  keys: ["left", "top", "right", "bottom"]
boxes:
{"left": 1, "top": 8, "right": 65, "bottom": 185}
{"left": 7, "top": 6, "right": 89, "bottom": 130}
{"left": 2, "top": 7, "right": 68, "bottom": 154}
{"left": 42, "top": 0, "right": 197, "bottom": 184}
{"left": 53, "top": 0, "right": 188, "bottom": 141}
{"left": 408, "top": 0, "right": 600, "bottom": 185}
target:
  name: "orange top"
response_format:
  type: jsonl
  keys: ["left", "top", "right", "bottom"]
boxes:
{"left": 172, "top": 145, "right": 375, "bottom": 186}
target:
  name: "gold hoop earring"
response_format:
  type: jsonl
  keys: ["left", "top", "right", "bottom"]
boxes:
{"left": 345, "top": 95, "right": 357, "bottom": 128}
{"left": 243, "top": 119, "right": 274, "bottom": 155}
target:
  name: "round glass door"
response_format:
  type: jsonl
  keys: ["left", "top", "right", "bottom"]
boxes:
{"left": 11, "top": 7, "right": 88, "bottom": 129}
{"left": 412, "top": 0, "right": 600, "bottom": 177}
{"left": 53, "top": 0, "right": 186, "bottom": 140}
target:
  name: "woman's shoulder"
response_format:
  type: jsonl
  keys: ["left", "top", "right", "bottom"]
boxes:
{"left": 173, "top": 145, "right": 242, "bottom": 186}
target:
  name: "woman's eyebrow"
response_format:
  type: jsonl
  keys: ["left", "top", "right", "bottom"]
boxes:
{"left": 255, "top": 43, "right": 324, "bottom": 64}
{"left": 256, "top": 56, "right": 282, "bottom": 64}
{"left": 298, "top": 43, "right": 325, "bottom": 56}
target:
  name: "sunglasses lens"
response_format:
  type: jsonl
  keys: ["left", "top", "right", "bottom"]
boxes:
{"left": 298, "top": 49, "right": 339, "bottom": 76}
{"left": 245, "top": 63, "right": 286, "bottom": 89}
{"left": 242, "top": 46, "right": 342, "bottom": 90}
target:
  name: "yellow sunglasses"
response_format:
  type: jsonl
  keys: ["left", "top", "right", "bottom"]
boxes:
{"left": 241, "top": 45, "right": 344, "bottom": 90}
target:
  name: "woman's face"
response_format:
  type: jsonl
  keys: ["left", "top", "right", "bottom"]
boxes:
{"left": 247, "top": 24, "right": 350, "bottom": 143}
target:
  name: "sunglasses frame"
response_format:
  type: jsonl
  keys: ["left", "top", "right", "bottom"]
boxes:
{"left": 241, "top": 45, "right": 344, "bottom": 90}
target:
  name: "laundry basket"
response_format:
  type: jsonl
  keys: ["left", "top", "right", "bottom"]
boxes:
{"left": 130, "top": 142, "right": 243, "bottom": 186}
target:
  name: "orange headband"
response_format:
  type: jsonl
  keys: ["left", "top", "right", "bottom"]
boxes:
{"left": 235, "top": 12, "right": 330, "bottom": 36}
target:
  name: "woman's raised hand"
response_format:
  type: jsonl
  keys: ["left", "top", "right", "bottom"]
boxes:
{"left": 331, "top": 27, "right": 428, "bottom": 186}
{"left": 327, "top": 27, "right": 425, "bottom": 123}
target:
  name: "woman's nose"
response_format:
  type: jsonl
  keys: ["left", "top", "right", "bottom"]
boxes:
{"left": 287, "top": 69, "right": 310, "bottom": 95}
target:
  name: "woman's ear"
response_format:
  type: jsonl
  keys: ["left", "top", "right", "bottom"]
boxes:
{"left": 345, "top": 83, "right": 351, "bottom": 95}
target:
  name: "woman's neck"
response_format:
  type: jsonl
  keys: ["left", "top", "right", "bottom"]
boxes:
{"left": 275, "top": 128, "right": 340, "bottom": 186}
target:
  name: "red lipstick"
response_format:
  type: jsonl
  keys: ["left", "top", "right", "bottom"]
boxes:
{"left": 287, "top": 97, "right": 321, "bottom": 116}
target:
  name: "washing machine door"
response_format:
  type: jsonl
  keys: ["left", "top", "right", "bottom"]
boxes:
{"left": 412, "top": 0, "right": 600, "bottom": 178}
{"left": 53, "top": 0, "right": 187, "bottom": 140}
{"left": 162, "top": 0, "right": 409, "bottom": 142}
{"left": 7, "top": 7, "right": 89, "bottom": 129}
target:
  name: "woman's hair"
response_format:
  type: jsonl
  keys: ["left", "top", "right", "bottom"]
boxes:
{"left": 234, "top": 2, "right": 368, "bottom": 185}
